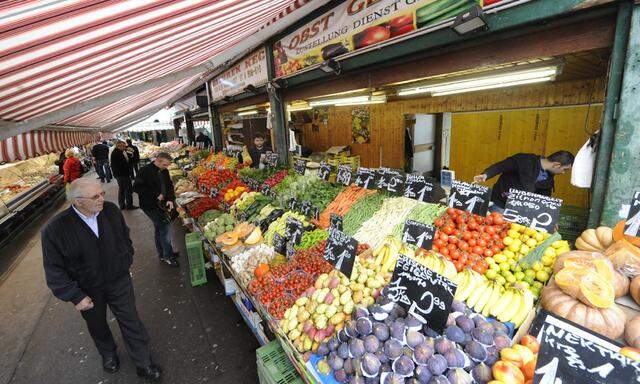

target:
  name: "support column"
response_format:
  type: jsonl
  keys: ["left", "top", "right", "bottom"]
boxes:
{"left": 205, "top": 81, "right": 224, "bottom": 152}
{"left": 600, "top": 2, "right": 640, "bottom": 226}
{"left": 184, "top": 111, "right": 196, "bottom": 146}
{"left": 589, "top": 1, "right": 633, "bottom": 227}
{"left": 266, "top": 43, "right": 289, "bottom": 166}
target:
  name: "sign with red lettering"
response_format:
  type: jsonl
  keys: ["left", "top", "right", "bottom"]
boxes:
{"left": 273, "top": 0, "right": 488, "bottom": 77}
{"left": 210, "top": 47, "right": 268, "bottom": 101}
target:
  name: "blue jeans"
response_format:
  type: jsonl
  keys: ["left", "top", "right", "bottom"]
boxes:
{"left": 95, "top": 159, "right": 112, "bottom": 181}
{"left": 142, "top": 208, "right": 174, "bottom": 259}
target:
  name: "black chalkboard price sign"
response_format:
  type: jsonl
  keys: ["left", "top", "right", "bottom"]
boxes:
{"left": 529, "top": 310, "right": 640, "bottom": 384}
{"left": 386, "top": 171, "right": 405, "bottom": 195}
{"left": 209, "top": 187, "right": 219, "bottom": 199}
{"left": 261, "top": 183, "right": 271, "bottom": 196}
{"left": 259, "top": 208, "right": 284, "bottom": 233}
{"left": 386, "top": 255, "right": 457, "bottom": 334}
{"left": 300, "top": 200, "right": 312, "bottom": 216}
{"left": 264, "top": 152, "right": 279, "bottom": 168}
{"left": 273, "top": 233, "right": 286, "bottom": 255}
{"left": 317, "top": 162, "right": 332, "bottom": 181}
{"left": 336, "top": 165, "right": 352, "bottom": 186}
{"left": 403, "top": 174, "right": 435, "bottom": 203}
{"left": 624, "top": 191, "right": 640, "bottom": 237}
{"left": 503, "top": 189, "right": 562, "bottom": 233}
{"left": 285, "top": 216, "right": 304, "bottom": 245}
{"left": 402, "top": 220, "right": 436, "bottom": 250}
{"left": 373, "top": 167, "right": 390, "bottom": 189}
{"left": 288, "top": 197, "right": 299, "bottom": 212}
{"left": 448, "top": 180, "right": 490, "bottom": 216}
{"left": 330, "top": 213, "right": 343, "bottom": 231}
{"left": 354, "top": 167, "right": 375, "bottom": 189}
{"left": 323, "top": 229, "right": 358, "bottom": 278}
{"left": 293, "top": 159, "right": 307, "bottom": 175}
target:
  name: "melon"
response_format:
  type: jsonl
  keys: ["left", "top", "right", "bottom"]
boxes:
{"left": 244, "top": 227, "right": 263, "bottom": 246}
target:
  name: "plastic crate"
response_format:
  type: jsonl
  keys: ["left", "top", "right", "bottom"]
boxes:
{"left": 185, "top": 233, "right": 207, "bottom": 287}
{"left": 557, "top": 205, "right": 588, "bottom": 244}
{"left": 256, "top": 341, "right": 304, "bottom": 384}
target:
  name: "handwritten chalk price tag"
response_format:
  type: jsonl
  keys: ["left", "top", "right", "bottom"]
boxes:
{"left": 354, "top": 167, "right": 375, "bottom": 189}
{"left": 288, "top": 197, "right": 299, "bottom": 212}
{"left": 448, "top": 181, "right": 490, "bottom": 216}
{"left": 503, "top": 189, "right": 562, "bottom": 233}
{"left": 336, "top": 165, "right": 352, "bottom": 186}
{"left": 403, "top": 174, "right": 435, "bottom": 202}
{"left": 402, "top": 220, "right": 436, "bottom": 250}
{"left": 624, "top": 191, "right": 640, "bottom": 237}
{"left": 294, "top": 159, "right": 307, "bottom": 175}
{"left": 386, "top": 171, "right": 405, "bottom": 195}
{"left": 264, "top": 152, "right": 279, "bottom": 168}
{"left": 318, "top": 162, "right": 332, "bottom": 181}
{"left": 285, "top": 216, "right": 304, "bottom": 245}
{"left": 273, "top": 233, "right": 286, "bottom": 255}
{"left": 323, "top": 229, "right": 358, "bottom": 278}
{"left": 330, "top": 213, "right": 343, "bottom": 231}
{"left": 386, "top": 255, "right": 457, "bottom": 334}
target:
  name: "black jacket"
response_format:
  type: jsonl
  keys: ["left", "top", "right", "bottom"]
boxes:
{"left": 483, "top": 153, "right": 554, "bottom": 208}
{"left": 42, "top": 202, "right": 134, "bottom": 305}
{"left": 248, "top": 145, "right": 271, "bottom": 168}
{"left": 127, "top": 144, "right": 140, "bottom": 163}
{"left": 195, "top": 134, "right": 212, "bottom": 148}
{"left": 133, "top": 162, "right": 175, "bottom": 209}
{"left": 110, "top": 148, "right": 132, "bottom": 178}
{"left": 91, "top": 143, "right": 109, "bottom": 161}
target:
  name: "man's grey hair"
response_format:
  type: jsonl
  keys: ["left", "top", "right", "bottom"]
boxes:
{"left": 67, "top": 178, "right": 101, "bottom": 202}
{"left": 155, "top": 152, "right": 173, "bottom": 161}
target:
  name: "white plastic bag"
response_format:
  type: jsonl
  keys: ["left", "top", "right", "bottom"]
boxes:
{"left": 571, "top": 133, "right": 597, "bottom": 188}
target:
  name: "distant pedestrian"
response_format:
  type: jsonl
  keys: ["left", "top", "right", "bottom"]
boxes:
{"left": 41, "top": 179, "right": 162, "bottom": 382}
{"left": 110, "top": 140, "right": 138, "bottom": 210}
{"left": 126, "top": 139, "right": 140, "bottom": 178}
{"left": 91, "top": 141, "right": 112, "bottom": 183}
{"left": 133, "top": 152, "right": 180, "bottom": 267}
{"left": 195, "top": 132, "right": 212, "bottom": 149}
{"left": 63, "top": 149, "right": 83, "bottom": 184}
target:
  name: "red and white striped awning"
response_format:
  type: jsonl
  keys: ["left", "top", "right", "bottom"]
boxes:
{"left": 0, "top": 130, "right": 97, "bottom": 163}
{"left": 0, "top": 0, "right": 322, "bottom": 139}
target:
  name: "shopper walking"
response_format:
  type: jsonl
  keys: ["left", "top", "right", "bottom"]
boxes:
{"left": 63, "top": 149, "right": 83, "bottom": 184}
{"left": 473, "top": 151, "right": 574, "bottom": 213}
{"left": 195, "top": 131, "right": 212, "bottom": 149}
{"left": 133, "top": 152, "right": 180, "bottom": 267}
{"left": 92, "top": 141, "right": 112, "bottom": 183}
{"left": 126, "top": 139, "right": 140, "bottom": 178}
{"left": 41, "top": 178, "right": 162, "bottom": 382}
{"left": 111, "top": 140, "right": 138, "bottom": 210}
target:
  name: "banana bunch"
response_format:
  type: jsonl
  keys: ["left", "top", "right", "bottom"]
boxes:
{"left": 373, "top": 236, "right": 415, "bottom": 273}
{"left": 414, "top": 252, "right": 457, "bottom": 280}
{"left": 491, "top": 287, "right": 534, "bottom": 328}
{"left": 453, "top": 269, "right": 486, "bottom": 302}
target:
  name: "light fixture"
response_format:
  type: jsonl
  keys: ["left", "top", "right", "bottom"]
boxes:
{"left": 335, "top": 95, "right": 387, "bottom": 106}
{"left": 398, "top": 65, "right": 560, "bottom": 97}
{"left": 288, "top": 105, "right": 312, "bottom": 112}
{"left": 244, "top": 84, "right": 258, "bottom": 93}
{"left": 451, "top": 5, "right": 488, "bottom": 35}
{"left": 309, "top": 95, "right": 369, "bottom": 107}
{"left": 320, "top": 59, "right": 341, "bottom": 75}
{"left": 238, "top": 110, "right": 258, "bottom": 116}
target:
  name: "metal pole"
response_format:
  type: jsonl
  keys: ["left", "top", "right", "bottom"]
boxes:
{"left": 600, "top": 2, "right": 640, "bottom": 226}
{"left": 265, "top": 43, "right": 289, "bottom": 166}
{"left": 205, "top": 81, "right": 223, "bottom": 152}
{"left": 587, "top": 0, "right": 633, "bottom": 227}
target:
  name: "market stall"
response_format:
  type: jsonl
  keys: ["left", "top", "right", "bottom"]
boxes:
{"left": 171, "top": 150, "right": 640, "bottom": 384}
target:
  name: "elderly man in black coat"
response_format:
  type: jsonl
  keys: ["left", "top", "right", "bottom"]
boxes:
{"left": 41, "top": 178, "right": 161, "bottom": 382}
{"left": 111, "top": 140, "right": 138, "bottom": 210}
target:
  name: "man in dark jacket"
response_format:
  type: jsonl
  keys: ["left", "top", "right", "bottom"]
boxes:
{"left": 41, "top": 179, "right": 161, "bottom": 381}
{"left": 91, "top": 141, "right": 112, "bottom": 183}
{"left": 110, "top": 140, "right": 137, "bottom": 210}
{"left": 126, "top": 139, "right": 140, "bottom": 178}
{"left": 195, "top": 132, "right": 212, "bottom": 149}
{"left": 133, "top": 152, "right": 179, "bottom": 267}
{"left": 245, "top": 133, "right": 272, "bottom": 168}
{"left": 474, "top": 151, "right": 574, "bottom": 212}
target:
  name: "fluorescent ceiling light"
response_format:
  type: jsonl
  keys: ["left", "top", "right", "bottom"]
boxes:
{"left": 398, "top": 66, "right": 559, "bottom": 96}
{"left": 288, "top": 105, "right": 312, "bottom": 112}
{"left": 309, "top": 95, "right": 386, "bottom": 107}
{"left": 335, "top": 98, "right": 387, "bottom": 106}
{"left": 431, "top": 76, "right": 554, "bottom": 96}
{"left": 237, "top": 110, "right": 258, "bottom": 116}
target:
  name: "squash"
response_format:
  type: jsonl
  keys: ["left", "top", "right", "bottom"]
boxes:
{"left": 606, "top": 239, "right": 640, "bottom": 277}
{"left": 613, "top": 270, "right": 630, "bottom": 298}
{"left": 613, "top": 220, "right": 640, "bottom": 246}
{"left": 631, "top": 275, "right": 640, "bottom": 306}
{"left": 625, "top": 315, "right": 640, "bottom": 348}
{"left": 541, "top": 280, "right": 626, "bottom": 339}
{"left": 254, "top": 263, "right": 269, "bottom": 278}
{"left": 217, "top": 232, "right": 239, "bottom": 246}
{"left": 245, "top": 227, "right": 263, "bottom": 246}
{"left": 232, "top": 222, "right": 255, "bottom": 239}
{"left": 576, "top": 227, "right": 614, "bottom": 252}
{"left": 553, "top": 250, "right": 609, "bottom": 274}
{"left": 554, "top": 267, "right": 614, "bottom": 308}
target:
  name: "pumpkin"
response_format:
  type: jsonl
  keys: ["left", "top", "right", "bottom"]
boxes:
{"left": 606, "top": 239, "right": 640, "bottom": 277}
{"left": 575, "top": 227, "right": 614, "bottom": 252}
{"left": 631, "top": 275, "right": 640, "bottom": 306}
{"left": 254, "top": 263, "right": 270, "bottom": 278}
{"left": 216, "top": 232, "right": 239, "bottom": 246}
{"left": 554, "top": 267, "right": 614, "bottom": 308}
{"left": 541, "top": 279, "right": 626, "bottom": 339}
{"left": 553, "top": 250, "right": 610, "bottom": 275}
{"left": 613, "top": 270, "right": 630, "bottom": 298}
{"left": 625, "top": 315, "right": 640, "bottom": 349}
{"left": 613, "top": 220, "right": 640, "bottom": 246}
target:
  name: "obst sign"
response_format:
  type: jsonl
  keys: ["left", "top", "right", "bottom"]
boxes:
{"left": 386, "top": 255, "right": 457, "bottom": 334}
{"left": 503, "top": 189, "right": 562, "bottom": 233}
{"left": 448, "top": 181, "right": 490, "bottom": 216}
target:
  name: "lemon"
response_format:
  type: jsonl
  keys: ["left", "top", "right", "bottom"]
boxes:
{"left": 486, "top": 269, "right": 498, "bottom": 280}
{"left": 503, "top": 249, "right": 516, "bottom": 259}
{"left": 524, "top": 275, "right": 535, "bottom": 286}
{"left": 556, "top": 247, "right": 571, "bottom": 255}
{"left": 503, "top": 236, "right": 514, "bottom": 246}
{"left": 499, "top": 262, "right": 511, "bottom": 272}
{"left": 520, "top": 244, "right": 531, "bottom": 254}
{"left": 533, "top": 281, "right": 544, "bottom": 290}
{"left": 514, "top": 271, "right": 525, "bottom": 281}
{"left": 508, "top": 243, "right": 520, "bottom": 253}
{"left": 512, "top": 223, "right": 525, "bottom": 232}
{"left": 495, "top": 275, "right": 507, "bottom": 286}
{"left": 494, "top": 253, "right": 507, "bottom": 263}
{"left": 526, "top": 238, "right": 538, "bottom": 248}
{"left": 541, "top": 255, "right": 554, "bottom": 267}
{"left": 506, "top": 274, "right": 517, "bottom": 284}
{"left": 525, "top": 228, "right": 537, "bottom": 237}
{"left": 534, "top": 232, "right": 545, "bottom": 242}
{"left": 525, "top": 269, "right": 537, "bottom": 279}
{"left": 507, "top": 229, "right": 520, "bottom": 239}
{"left": 551, "top": 240, "right": 565, "bottom": 249}
{"left": 543, "top": 247, "right": 556, "bottom": 257}
{"left": 532, "top": 261, "right": 543, "bottom": 272}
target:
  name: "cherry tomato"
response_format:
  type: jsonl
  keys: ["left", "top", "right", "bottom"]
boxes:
{"left": 483, "top": 249, "right": 494, "bottom": 258}
{"left": 434, "top": 239, "right": 445, "bottom": 248}
{"left": 472, "top": 245, "right": 484, "bottom": 255}
{"left": 440, "top": 248, "right": 450, "bottom": 256}
{"left": 434, "top": 218, "right": 444, "bottom": 227}
{"left": 459, "top": 242, "right": 470, "bottom": 252}
{"left": 448, "top": 236, "right": 459, "bottom": 244}
{"left": 477, "top": 239, "right": 487, "bottom": 247}
{"left": 468, "top": 239, "right": 477, "bottom": 247}
{"left": 447, "top": 243, "right": 457, "bottom": 252}
{"left": 462, "top": 232, "right": 472, "bottom": 241}
{"left": 450, "top": 250, "right": 460, "bottom": 260}
{"left": 446, "top": 208, "right": 456, "bottom": 216}
{"left": 453, "top": 261, "right": 464, "bottom": 272}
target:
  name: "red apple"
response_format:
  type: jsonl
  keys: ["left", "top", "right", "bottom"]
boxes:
{"left": 493, "top": 361, "right": 525, "bottom": 384}
{"left": 355, "top": 26, "right": 391, "bottom": 48}
{"left": 387, "top": 14, "right": 413, "bottom": 28}
{"left": 500, "top": 347, "right": 524, "bottom": 368}
{"left": 520, "top": 335, "right": 540, "bottom": 354}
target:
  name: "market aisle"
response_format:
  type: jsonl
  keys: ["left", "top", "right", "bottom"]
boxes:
{"left": 1, "top": 174, "right": 259, "bottom": 384}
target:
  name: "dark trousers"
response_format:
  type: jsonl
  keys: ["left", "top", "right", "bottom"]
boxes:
{"left": 142, "top": 207, "right": 174, "bottom": 259}
{"left": 95, "top": 159, "right": 112, "bottom": 182}
{"left": 116, "top": 176, "right": 134, "bottom": 208}
{"left": 80, "top": 274, "right": 151, "bottom": 368}
{"left": 130, "top": 162, "right": 139, "bottom": 179}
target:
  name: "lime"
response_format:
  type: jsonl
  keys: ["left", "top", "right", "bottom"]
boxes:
{"left": 543, "top": 266, "right": 553, "bottom": 275}
{"left": 524, "top": 275, "right": 535, "bottom": 286}
{"left": 495, "top": 275, "right": 507, "bottom": 286}
{"left": 533, "top": 281, "right": 544, "bottom": 290}
{"left": 503, "top": 236, "right": 514, "bottom": 246}
{"left": 541, "top": 255, "right": 554, "bottom": 267}
{"left": 532, "top": 261, "right": 543, "bottom": 272}
{"left": 499, "top": 262, "right": 511, "bottom": 272}
{"left": 514, "top": 271, "right": 525, "bottom": 281}
{"left": 524, "top": 269, "right": 537, "bottom": 279}
{"left": 506, "top": 274, "right": 517, "bottom": 284}
{"left": 526, "top": 238, "right": 538, "bottom": 248}
{"left": 535, "top": 270, "right": 550, "bottom": 283}
{"left": 485, "top": 269, "right": 498, "bottom": 280}
{"left": 503, "top": 250, "right": 516, "bottom": 259}
{"left": 494, "top": 253, "right": 507, "bottom": 263}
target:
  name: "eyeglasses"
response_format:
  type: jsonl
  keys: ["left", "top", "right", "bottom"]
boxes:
{"left": 77, "top": 191, "right": 106, "bottom": 201}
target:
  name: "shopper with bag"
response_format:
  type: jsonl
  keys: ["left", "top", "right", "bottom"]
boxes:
{"left": 110, "top": 140, "right": 138, "bottom": 210}
{"left": 133, "top": 152, "right": 180, "bottom": 267}
{"left": 41, "top": 178, "right": 162, "bottom": 382}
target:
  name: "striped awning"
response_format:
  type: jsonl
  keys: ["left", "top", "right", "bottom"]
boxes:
{"left": 0, "top": 0, "right": 322, "bottom": 139}
{"left": 0, "top": 130, "right": 98, "bottom": 163}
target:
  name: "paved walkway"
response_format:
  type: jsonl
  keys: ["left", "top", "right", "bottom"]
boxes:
{"left": 0, "top": 173, "right": 259, "bottom": 384}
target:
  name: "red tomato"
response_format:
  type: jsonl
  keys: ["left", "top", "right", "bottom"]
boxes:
{"left": 483, "top": 249, "right": 494, "bottom": 258}
{"left": 485, "top": 217, "right": 494, "bottom": 225}
{"left": 485, "top": 226, "right": 496, "bottom": 235}
{"left": 446, "top": 208, "right": 456, "bottom": 216}
{"left": 469, "top": 239, "right": 477, "bottom": 247}
{"left": 453, "top": 261, "right": 464, "bottom": 272}
{"left": 450, "top": 250, "right": 460, "bottom": 260}
{"left": 462, "top": 232, "right": 472, "bottom": 241}
{"left": 434, "top": 239, "right": 445, "bottom": 248}
{"left": 443, "top": 226, "right": 455, "bottom": 235}
{"left": 468, "top": 222, "right": 478, "bottom": 231}
{"left": 472, "top": 245, "right": 484, "bottom": 255}
{"left": 431, "top": 245, "right": 439, "bottom": 253}
{"left": 434, "top": 218, "right": 444, "bottom": 227}
{"left": 448, "top": 236, "right": 458, "bottom": 244}
{"left": 491, "top": 245, "right": 501, "bottom": 254}
{"left": 456, "top": 216, "right": 466, "bottom": 225}
{"left": 440, "top": 248, "right": 450, "bottom": 256}
{"left": 459, "top": 242, "right": 470, "bottom": 252}
{"left": 447, "top": 243, "right": 457, "bottom": 252}
{"left": 477, "top": 239, "right": 487, "bottom": 247}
